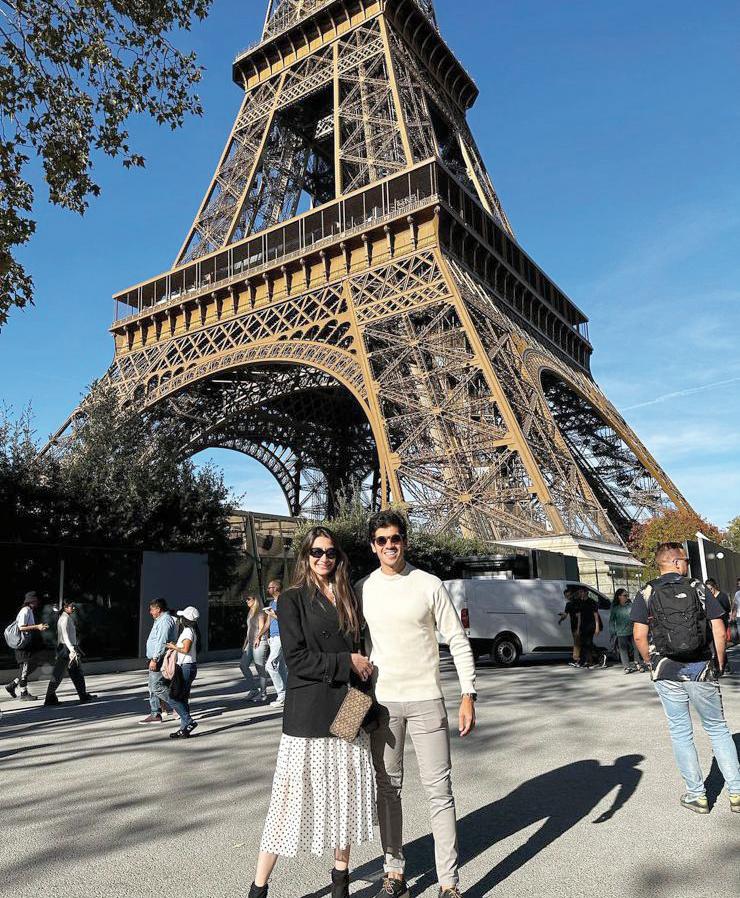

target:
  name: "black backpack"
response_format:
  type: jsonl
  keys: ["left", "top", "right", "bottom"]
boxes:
{"left": 646, "top": 576, "right": 707, "bottom": 660}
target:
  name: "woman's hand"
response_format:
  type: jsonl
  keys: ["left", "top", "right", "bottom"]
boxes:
{"left": 165, "top": 642, "right": 177, "bottom": 651}
{"left": 351, "top": 653, "right": 373, "bottom": 682}
{"left": 254, "top": 638, "right": 261, "bottom": 649}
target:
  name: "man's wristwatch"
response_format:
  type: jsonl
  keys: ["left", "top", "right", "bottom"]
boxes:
{"left": 462, "top": 692, "right": 477, "bottom": 702}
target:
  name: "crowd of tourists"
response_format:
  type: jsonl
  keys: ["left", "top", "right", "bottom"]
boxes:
{"left": 2, "top": 522, "right": 740, "bottom": 894}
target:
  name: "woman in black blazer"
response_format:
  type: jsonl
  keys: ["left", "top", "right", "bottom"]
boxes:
{"left": 249, "top": 526, "right": 375, "bottom": 898}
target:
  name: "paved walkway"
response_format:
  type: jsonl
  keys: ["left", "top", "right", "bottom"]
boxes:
{"left": 1, "top": 652, "right": 739, "bottom": 898}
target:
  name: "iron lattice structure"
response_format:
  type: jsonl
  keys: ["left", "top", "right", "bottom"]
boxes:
{"left": 54, "top": 0, "right": 693, "bottom": 543}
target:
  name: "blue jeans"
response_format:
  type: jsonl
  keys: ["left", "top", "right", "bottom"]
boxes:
{"left": 240, "top": 640, "right": 269, "bottom": 695}
{"left": 168, "top": 663, "right": 198, "bottom": 728}
{"left": 267, "top": 636, "right": 287, "bottom": 700}
{"left": 654, "top": 679, "right": 740, "bottom": 799}
{"left": 148, "top": 668, "right": 170, "bottom": 715}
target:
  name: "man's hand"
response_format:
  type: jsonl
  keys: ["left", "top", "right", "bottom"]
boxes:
{"left": 459, "top": 695, "right": 476, "bottom": 737}
{"left": 148, "top": 660, "right": 158, "bottom": 672}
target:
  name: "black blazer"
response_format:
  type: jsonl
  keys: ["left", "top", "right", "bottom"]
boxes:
{"left": 278, "top": 584, "right": 359, "bottom": 738}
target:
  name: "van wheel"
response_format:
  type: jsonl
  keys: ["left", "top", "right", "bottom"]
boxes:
{"left": 493, "top": 636, "right": 521, "bottom": 667}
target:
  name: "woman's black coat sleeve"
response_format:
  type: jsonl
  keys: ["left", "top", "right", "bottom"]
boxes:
{"left": 278, "top": 589, "right": 352, "bottom": 685}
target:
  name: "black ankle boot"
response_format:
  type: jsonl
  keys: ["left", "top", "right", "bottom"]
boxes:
{"left": 331, "top": 867, "right": 350, "bottom": 898}
{"left": 249, "top": 883, "right": 268, "bottom": 898}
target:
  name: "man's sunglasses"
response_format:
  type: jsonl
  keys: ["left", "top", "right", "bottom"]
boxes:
{"left": 309, "top": 548, "right": 338, "bottom": 560}
{"left": 374, "top": 534, "right": 404, "bottom": 547}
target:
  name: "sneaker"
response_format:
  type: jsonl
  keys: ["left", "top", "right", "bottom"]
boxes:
{"left": 79, "top": 694, "right": 96, "bottom": 704}
{"left": 161, "top": 709, "right": 174, "bottom": 720}
{"left": 184, "top": 720, "right": 198, "bottom": 736}
{"left": 438, "top": 888, "right": 462, "bottom": 898}
{"left": 245, "top": 689, "right": 260, "bottom": 702}
{"left": 5, "top": 683, "right": 17, "bottom": 698}
{"left": 169, "top": 728, "right": 186, "bottom": 739}
{"left": 600, "top": 655, "right": 608, "bottom": 669}
{"left": 624, "top": 667, "right": 635, "bottom": 675}
{"left": 44, "top": 694, "right": 60, "bottom": 706}
{"left": 19, "top": 692, "right": 38, "bottom": 702}
{"left": 568, "top": 661, "right": 580, "bottom": 668}
{"left": 730, "top": 794, "right": 740, "bottom": 814}
{"left": 378, "top": 877, "right": 409, "bottom": 898}
{"left": 139, "top": 713, "right": 163, "bottom": 724}
{"left": 269, "top": 697, "right": 285, "bottom": 707}
{"left": 680, "top": 794, "right": 709, "bottom": 814}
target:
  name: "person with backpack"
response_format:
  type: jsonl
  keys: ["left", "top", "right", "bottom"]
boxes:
{"left": 44, "top": 599, "right": 96, "bottom": 706}
{"left": 4, "top": 591, "right": 49, "bottom": 702}
{"left": 631, "top": 542, "right": 740, "bottom": 815}
{"left": 164, "top": 606, "right": 201, "bottom": 739}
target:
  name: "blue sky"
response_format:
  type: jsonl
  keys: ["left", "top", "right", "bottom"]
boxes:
{"left": 2, "top": 0, "right": 739, "bottom": 527}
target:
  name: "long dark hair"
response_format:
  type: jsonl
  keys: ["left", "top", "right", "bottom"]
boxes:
{"left": 292, "top": 526, "right": 360, "bottom": 639}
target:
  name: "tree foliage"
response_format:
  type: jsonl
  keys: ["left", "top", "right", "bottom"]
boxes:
{"left": 0, "top": 0, "right": 213, "bottom": 325}
{"left": 292, "top": 501, "right": 491, "bottom": 583}
{"left": 628, "top": 508, "right": 724, "bottom": 580}
{"left": 0, "top": 385, "right": 237, "bottom": 587}
{"left": 724, "top": 516, "right": 740, "bottom": 554}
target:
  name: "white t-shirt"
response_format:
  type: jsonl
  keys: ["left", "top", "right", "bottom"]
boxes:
{"left": 16, "top": 606, "right": 34, "bottom": 628}
{"left": 176, "top": 626, "right": 197, "bottom": 665}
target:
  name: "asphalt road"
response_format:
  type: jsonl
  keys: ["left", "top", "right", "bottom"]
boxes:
{"left": 1, "top": 652, "right": 739, "bottom": 898}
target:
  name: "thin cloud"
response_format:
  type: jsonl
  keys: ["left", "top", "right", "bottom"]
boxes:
{"left": 623, "top": 376, "right": 740, "bottom": 410}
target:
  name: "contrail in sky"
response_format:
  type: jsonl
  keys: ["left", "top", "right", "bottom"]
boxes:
{"left": 623, "top": 376, "right": 740, "bottom": 411}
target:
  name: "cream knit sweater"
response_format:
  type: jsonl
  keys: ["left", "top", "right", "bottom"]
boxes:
{"left": 357, "top": 564, "right": 476, "bottom": 703}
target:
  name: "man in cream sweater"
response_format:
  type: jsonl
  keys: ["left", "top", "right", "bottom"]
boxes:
{"left": 356, "top": 511, "right": 476, "bottom": 898}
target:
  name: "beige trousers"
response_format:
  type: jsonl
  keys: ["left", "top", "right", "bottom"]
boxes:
{"left": 371, "top": 698, "right": 459, "bottom": 887}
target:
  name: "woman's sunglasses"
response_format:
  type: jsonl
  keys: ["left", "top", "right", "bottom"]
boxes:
{"left": 373, "top": 534, "right": 404, "bottom": 546}
{"left": 309, "top": 548, "right": 338, "bottom": 560}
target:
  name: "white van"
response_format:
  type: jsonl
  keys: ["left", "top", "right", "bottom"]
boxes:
{"left": 443, "top": 579, "right": 612, "bottom": 666}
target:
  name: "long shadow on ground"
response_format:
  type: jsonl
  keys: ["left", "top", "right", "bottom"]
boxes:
{"left": 305, "top": 755, "right": 644, "bottom": 898}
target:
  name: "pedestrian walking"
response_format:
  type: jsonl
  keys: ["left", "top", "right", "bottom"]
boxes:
{"left": 247, "top": 527, "right": 375, "bottom": 898}
{"left": 241, "top": 594, "right": 269, "bottom": 702}
{"left": 609, "top": 589, "right": 644, "bottom": 673}
{"left": 558, "top": 586, "right": 581, "bottom": 667}
{"left": 705, "top": 579, "right": 733, "bottom": 668}
{"left": 704, "top": 578, "right": 731, "bottom": 626}
{"left": 264, "top": 579, "right": 288, "bottom": 707}
{"left": 139, "top": 598, "right": 178, "bottom": 725}
{"left": 356, "top": 511, "right": 476, "bottom": 898}
{"left": 733, "top": 578, "right": 740, "bottom": 622}
{"left": 631, "top": 542, "right": 740, "bottom": 815}
{"left": 165, "top": 607, "right": 201, "bottom": 739}
{"left": 44, "top": 600, "right": 96, "bottom": 705}
{"left": 575, "top": 586, "right": 602, "bottom": 669}
{"left": 4, "top": 591, "right": 49, "bottom": 702}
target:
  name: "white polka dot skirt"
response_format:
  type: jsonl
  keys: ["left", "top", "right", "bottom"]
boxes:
{"left": 259, "top": 732, "right": 377, "bottom": 857}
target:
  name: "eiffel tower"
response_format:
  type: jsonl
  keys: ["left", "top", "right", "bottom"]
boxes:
{"left": 56, "top": 0, "right": 692, "bottom": 545}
